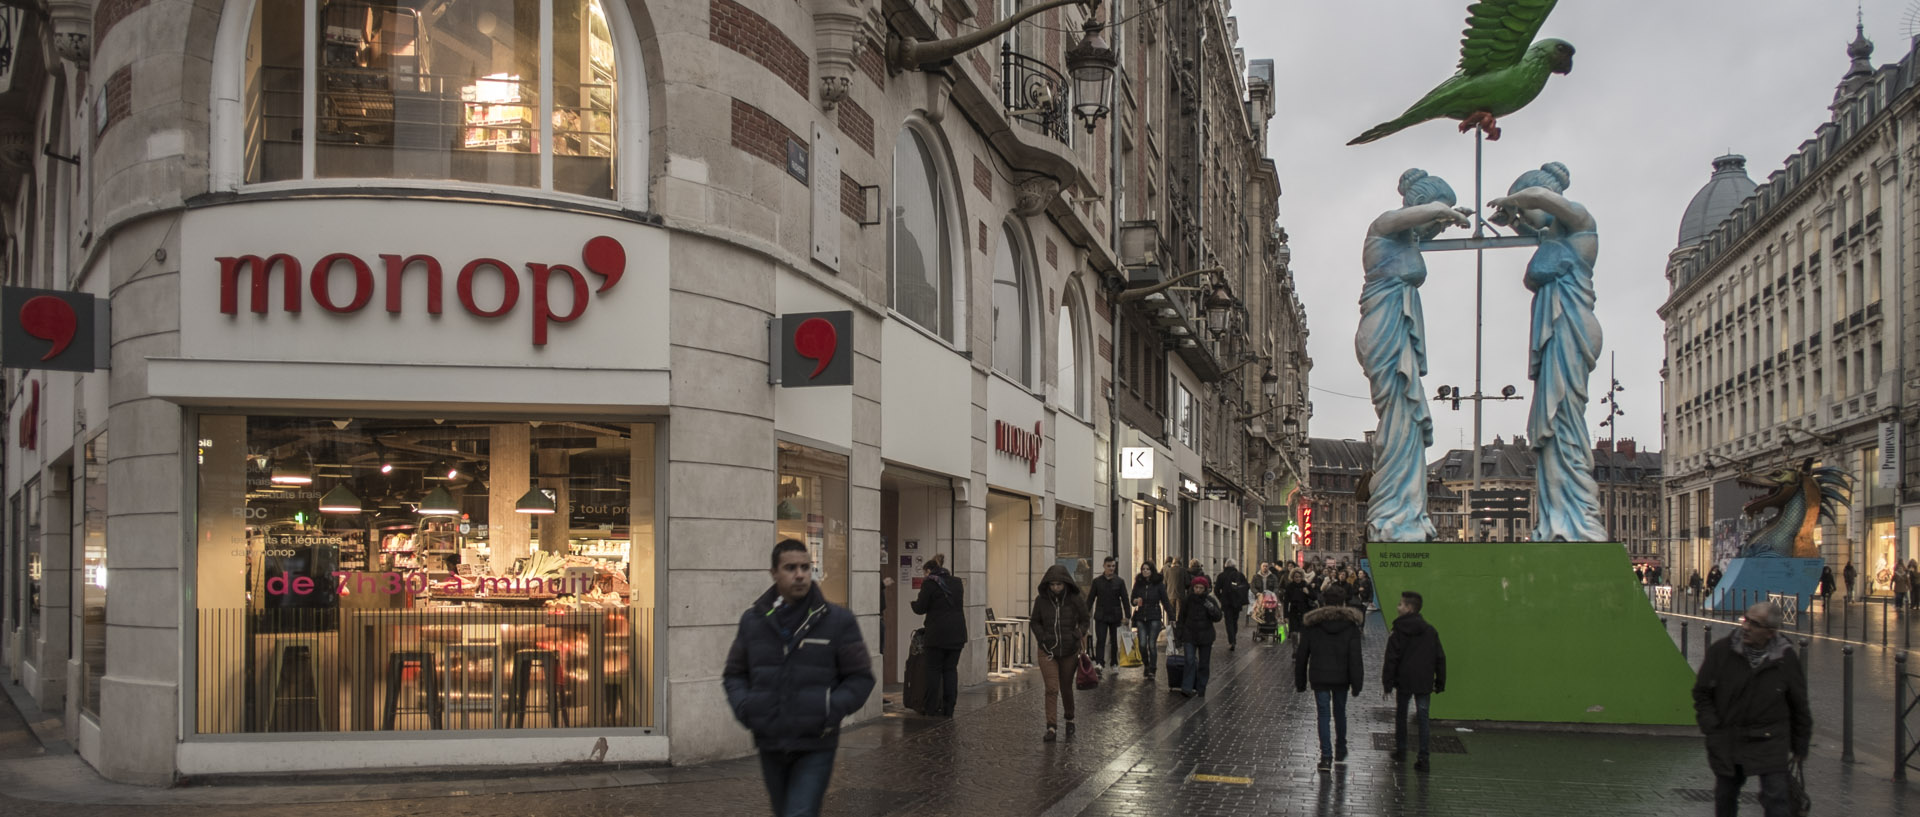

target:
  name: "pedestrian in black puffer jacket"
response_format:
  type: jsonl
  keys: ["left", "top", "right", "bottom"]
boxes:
{"left": 724, "top": 540, "right": 875, "bottom": 817}
{"left": 1176, "top": 576, "right": 1223, "bottom": 696}
{"left": 1295, "top": 586, "right": 1364, "bottom": 770}
{"left": 1381, "top": 591, "right": 1446, "bottom": 770}
{"left": 1030, "top": 564, "right": 1089, "bottom": 741}
{"left": 1216, "top": 561, "right": 1251, "bottom": 652}
{"left": 1692, "top": 602, "right": 1811, "bottom": 815}
{"left": 1088, "top": 557, "right": 1131, "bottom": 670}
{"left": 1130, "top": 562, "right": 1176, "bottom": 680}
{"left": 1283, "top": 571, "right": 1315, "bottom": 633}
{"left": 910, "top": 554, "right": 966, "bottom": 717}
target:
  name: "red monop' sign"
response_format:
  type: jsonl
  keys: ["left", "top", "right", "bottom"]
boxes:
{"left": 994, "top": 420, "right": 1043, "bottom": 475}
{"left": 217, "top": 235, "right": 628, "bottom": 346}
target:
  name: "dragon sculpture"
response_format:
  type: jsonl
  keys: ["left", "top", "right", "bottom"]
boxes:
{"left": 1736, "top": 458, "right": 1853, "bottom": 559}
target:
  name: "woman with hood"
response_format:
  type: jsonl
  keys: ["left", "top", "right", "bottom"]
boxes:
{"left": 1817, "top": 566, "right": 1836, "bottom": 608}
{"left": 1295, "top": 586, "right": 1366, "bottom": 771}
{"left": 1029, "top": 564, "right": 1090, "bottom": 742}
{"left": 909, "top": 554, "right": 966, "bottom": 716}
{"left": 1284, "top": 570, "right": 1315, "bottom": 634}
{"left": 1176, "top": 575, "right": 1224, "bottom": 697}
{"left": 1130, "top": 561, "right": 1176, "bottom": 681}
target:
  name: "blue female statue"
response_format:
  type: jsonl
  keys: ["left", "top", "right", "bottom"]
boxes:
{"left": 1488, "top": 162, "right": 1608, "bottom": 542}
{"left": 1356, "top": 169, "right": 1471, "bottom": 542}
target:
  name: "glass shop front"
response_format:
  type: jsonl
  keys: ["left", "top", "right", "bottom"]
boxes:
{"left": 192, "top": 415, "right": 657, "bottom": 734}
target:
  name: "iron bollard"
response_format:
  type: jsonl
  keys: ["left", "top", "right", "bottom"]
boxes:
{"left": 1885, "top": 598, "right": 1891, "bottom": 646}
{"left": 1799, "top": 638, "right": 1810, "bottom": 683}
{"left": 1898, "top": 653, "right": 1909, "bottom": 782}
{"left": 1845, "top": 597, "right": 1851, "bottom": 640}
{"left": 1681, "top": 620, "right": 1690, "bottom": 661}
{"left": 1843, "top": 646, "right": 1855, "bottom": 764}
{"left": 1826, "top": 595, "right": 1833, "bottom": 634}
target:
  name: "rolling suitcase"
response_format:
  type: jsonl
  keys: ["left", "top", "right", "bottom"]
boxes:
{"left": 902, "top": 629, "right": 929, "bottom": 713}
{"left": 1165, "top": 651, "right": 1186, "bottom": 690}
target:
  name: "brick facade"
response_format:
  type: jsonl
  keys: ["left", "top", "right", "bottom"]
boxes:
{"left": 840, "top": 171, "right": 865, "bottom": 221}
{"left": 838, "top": 97, "right": 874, "bottom": 156}
{"left": 857, "top": 38, "right": 886, "bottom": 89}
{"left": 730, "top": 98, "right": 803, "bottom": 176}
{"left": 94, "top": 0, "right": 153, "bottom": 39}
{"left": 973, "top": 156, "right": 991, "bottom": 199}
{"left": 97, "top": 66, "right": 134, "bottom": 142}
{"left": 710, "top": 0, "right": 810, "bottom": 98}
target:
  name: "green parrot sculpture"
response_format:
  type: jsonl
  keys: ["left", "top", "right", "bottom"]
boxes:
{"left": 1348, "top": 0, "right": 1574, "bottom": 145}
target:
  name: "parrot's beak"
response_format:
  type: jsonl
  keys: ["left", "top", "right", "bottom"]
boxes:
{"left": 1553, "top": 51, "right": 1574, "bottom": 75}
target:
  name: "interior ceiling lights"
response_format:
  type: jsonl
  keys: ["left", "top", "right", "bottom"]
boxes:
{"left": 417, "top": 486, "right": 459, "bottom": 516}
{"left": 515, "top": 487, "right": 558, "bottom": 515}
{"left": 269, "top": 458, "right": 313, "bottom": 485}
{"left": 318, "top": 484, "right": 363, "bottom": 514}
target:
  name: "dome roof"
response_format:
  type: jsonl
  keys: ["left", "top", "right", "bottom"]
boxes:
{"left": 1676, "top": 155, "right": 1757, "bottom": 248}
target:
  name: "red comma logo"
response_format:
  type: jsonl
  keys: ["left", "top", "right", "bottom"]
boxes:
{"left": 793, "top": 318, "right": 838, "bottom": 378}
{"left": 582, "top": 235, "right": 625, "bottom": 292}
{"left": 19, "top": 296, "right": 77, "bottom": 361}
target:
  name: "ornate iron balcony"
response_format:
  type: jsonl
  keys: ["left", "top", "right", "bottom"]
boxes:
{"left": 1002, "top": 46, "right": 1070, "bottom": 146}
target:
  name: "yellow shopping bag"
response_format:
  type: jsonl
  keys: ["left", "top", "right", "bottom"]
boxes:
{"left": 1117, "top": 627, "right": 1143, "bottom": 667}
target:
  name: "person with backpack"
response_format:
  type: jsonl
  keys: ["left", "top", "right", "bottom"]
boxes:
{"left": 909, "top": 554, "right": 966, "bottom": 717}
{"left": 1295, "top": 585, "right": 1365, "bottom": 771}
{"left": 723, "top": 539, "right": 875, "bottom": 817}
{"left": 1029, "top": 564, "right": 1089, "bottom": 742}
{"left": 1176, "top": 575, "right": 1223, "bottom": 697}
{"left": 1381, "top": 590, "right": 1446, "bottom": 772}
{"left": 1130, "top": 561, "right": 1176, "bottom": 681}
{"left": 1088, "top": 556, "right": 1131, "bottom": 670}
{"left": 1216, "top": 560, "right": 1251, "bottom": 652}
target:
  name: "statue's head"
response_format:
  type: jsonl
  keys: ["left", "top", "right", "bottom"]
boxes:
{"left": 1508, "top": 162, "right": 1570, "bottom": 195}
{"left": 1398, "top": 168, "right": 1456, "bottom": 208}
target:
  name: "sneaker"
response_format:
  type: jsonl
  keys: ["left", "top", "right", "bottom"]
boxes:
{"left": 1414, "top": 756, "right": 1430, "bottom": 772}
{"left": 1229, "top": 644, "right": 1236, "bottom": 652}
{"left": 1335, "top": 744, "right": 1348, "bottom": 763}
{"left": 1065, "top": 721, "right": 1076, "bottom": 737}
{"left": 1316, "top": 757, "right": 1332, "bottom": 772}
{"left": 1044, "top": 726, "right": 1057, "bottom": 742}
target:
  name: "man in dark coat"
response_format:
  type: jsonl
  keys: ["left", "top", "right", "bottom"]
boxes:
{"left": 1692, "top": 601, "right": 1810, "bottom": 817}
{"left": 724, "top": 539, "right": 875, "bottom": 817}
{"left": 1295, "top": 586, "right": 1364, "bottom": 771}
{"left": 1087, "top": 556, "right": 1131, "bottom": 670}
{"left": 1215, "top": 560, "right": 1251, "bottom": 652}
{"left": 1842, "top": 561, "right": 1857, "bottom": 601}
{"left": 909, "top": 554, "right": 966, "bottom": 716}
{"left": 1176, "top": 576, "right": 1223, "bottom": 697}
{"left": 1283, "top": 570, "right": 1315, "bottom": 633}
{"left": 1381, "top": 590, "right": 1446, "bottom": 771}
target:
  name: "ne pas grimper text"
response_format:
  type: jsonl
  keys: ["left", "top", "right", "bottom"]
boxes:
{"left": 263, "top": 572, "right": 595, "bottom": 596}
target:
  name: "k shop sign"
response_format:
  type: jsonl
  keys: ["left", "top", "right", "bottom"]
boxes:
{"left": 216, "top": 235, "right": 627, "bottom": 345}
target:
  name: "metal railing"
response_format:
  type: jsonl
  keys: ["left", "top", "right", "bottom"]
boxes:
{"left": 194, "top": 606, "right": 653, "bottom": 735}
{"left": 1898, "top": 654, "right": 1917, "bottom": 779}
{"left": 1001, "top": 46, "right": 1071, "bottom": 146}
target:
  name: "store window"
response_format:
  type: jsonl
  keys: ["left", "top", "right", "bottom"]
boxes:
{"left": 243, "top": 0, "right": 622, "bottom": 199}
{"left": 991, "top": 224, "right": 1032, "bottom": 386}
{"left": 193, "top": 416, "right": 657, "bottom": 734}
{"left": 891, "top": 127, "right": 958, "bottom": 342}
{"left": 1055, "top": 505, "right": 1092, "bottom": 594}
{"left": 1057, "top": 286, "right": 1084, "bottom": 418}
{"left": 777, "top": 441, "right": 850, "bottom": 607}
{"left": 80, "top": 432, "right": 108, "bottom": 717}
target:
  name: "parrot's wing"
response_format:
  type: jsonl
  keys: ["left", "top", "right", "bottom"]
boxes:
{"left": 1457, "top": 0, "right": 1559, "bottom": 76}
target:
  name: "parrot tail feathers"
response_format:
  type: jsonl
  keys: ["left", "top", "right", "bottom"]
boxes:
{"left": 1348, "top": 115, "right": 1420, "bottom": 146}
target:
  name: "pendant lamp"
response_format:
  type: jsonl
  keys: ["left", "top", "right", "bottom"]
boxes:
{"left": 515, "top": 487, "right": 557, "bottom": 514}
{"left": 318, "top": 484, "right": 363, "bottom": 514}
{"left": 417, "top": 485, "right": 459, "bottom": 515}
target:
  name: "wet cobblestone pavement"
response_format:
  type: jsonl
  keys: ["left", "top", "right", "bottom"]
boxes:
{"left": 4, "top": 610, "right": 1916, "bottom": 816}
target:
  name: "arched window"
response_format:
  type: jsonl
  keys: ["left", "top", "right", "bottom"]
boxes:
{"left": 227, "top": 0, "right": 638, "bottom": 203}
{"left": 1057, "top": 284, "right": 1085, "bottom": 417}
{"left": 890, "top": 127, "right": 957, "bottom": 342}
{"left": 991, "top": 224, "right": 1032, "bottom": 384}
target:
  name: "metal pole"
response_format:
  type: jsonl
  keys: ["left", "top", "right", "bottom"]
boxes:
{"left": 1886, "top": 597, "right": 1891, "bottom": 647}
{"left": 1842, "top": 646, "right": 1856, "bottom": 764}
{"left": 1798, "top": 638, "right": 1810, "bottom": 684}
{"left": 1681, "top": 620, "right": 1689, "bottom": 661}
{"left": 1897, "top": 652, "right": 1909, "bottom": 781}
{"left": 1470, "top": 129, "right": 1484, "bottom": 536}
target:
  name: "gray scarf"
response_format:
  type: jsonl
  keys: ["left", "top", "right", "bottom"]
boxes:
{"left": 1741, "top": 633, "right": 1784, "bottom": 668}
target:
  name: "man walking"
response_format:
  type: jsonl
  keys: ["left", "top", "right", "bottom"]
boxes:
{"left": 1842, "top": 561, "right": 1857, "bottom": 602}
{"left": 1296, "top": 586, "right": 1365, "bottom": 771}
{"left": 1088, "top": 557, "right": 1131, "bottom": 670}
{"left": 724, "top": 539, "right": 875, "bottom": 817}
{"left": 1216, "top": 560, "right": 1251, "bottom": 651}
{"left": 1381, "top": 591, "right": 1446, "bottom": 772}
{"left": 1692, "top": 601, "right": 1810, "bottom": 817}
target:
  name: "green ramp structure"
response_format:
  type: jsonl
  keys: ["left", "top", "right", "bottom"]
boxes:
{"left": 1367, "top": 542, "right": 1696, "bottom": 726}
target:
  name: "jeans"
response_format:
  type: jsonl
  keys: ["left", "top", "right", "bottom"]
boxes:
{"left": 1094, "top": 622, "right": 1120, "bottom": 665}
{"left": 922, "top": 646, "right": 961, "bottom": 716}
{"left": 1223, "top": 606, "right": 1243, "bottom": 646}
{"left": 1136, "top": 620, "right": 1163, "bottom": 673}
{"left": 1036, "top": 652, "right": 1078, "bottom": 726}
{"left": 1180, "top": 642, "right": 1212, "bottom": 694}
{"left": 758, "top": 747, "right": 838, "bottom": 817}
{"left": 1394, "top": 690, "right": 1431, "bottom": 757}
{"left": 1314, "top": 688, "right": 1349, "bottom": 760}
{"left": 1713, "top": 766, "right": 1792, "bottom": 817}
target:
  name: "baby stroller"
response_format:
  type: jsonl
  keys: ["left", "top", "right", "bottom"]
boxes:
{"left": 1250, "top": 591, "right": 1282, "bottom": 643}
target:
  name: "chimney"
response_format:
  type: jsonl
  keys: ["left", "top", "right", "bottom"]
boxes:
{"left": 1596, "top": 439, "right": 1614, "bottom": 455}
{"left": 1618, "top": 439, "right": 1637, "bottom": 459}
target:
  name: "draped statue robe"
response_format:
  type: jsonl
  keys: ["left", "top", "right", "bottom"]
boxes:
{"left": 1356, "top": 233, "right": 1438, "bottom": 542}
{"left": 1524, "top": 230, "right": 1608, "bottom": 542}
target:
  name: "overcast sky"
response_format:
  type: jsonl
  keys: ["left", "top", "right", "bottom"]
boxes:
{"left": 1227, "top": 0, "right": 1909, "bottom": 457}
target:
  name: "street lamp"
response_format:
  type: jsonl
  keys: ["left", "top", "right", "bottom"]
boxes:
{"left": 1261, "top": 366, "right": 1280, "bottom": 401}
{"left": 1065, "top": 17, "right": 1117, "bottom": 133}
{"left": 888, "top": 0, "right": 1099, "bottom": 72}
{"left": 1205, "top": 284, "right": 1234, "bottom": 335}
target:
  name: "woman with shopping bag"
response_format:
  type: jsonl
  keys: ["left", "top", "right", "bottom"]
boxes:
{"left": 1130, "top": 561, "right": 1176, "bottom": 681}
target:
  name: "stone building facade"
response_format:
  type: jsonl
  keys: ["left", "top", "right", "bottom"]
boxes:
{"left": 0, "top": 0, "right": 1307, "bottom": 785}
